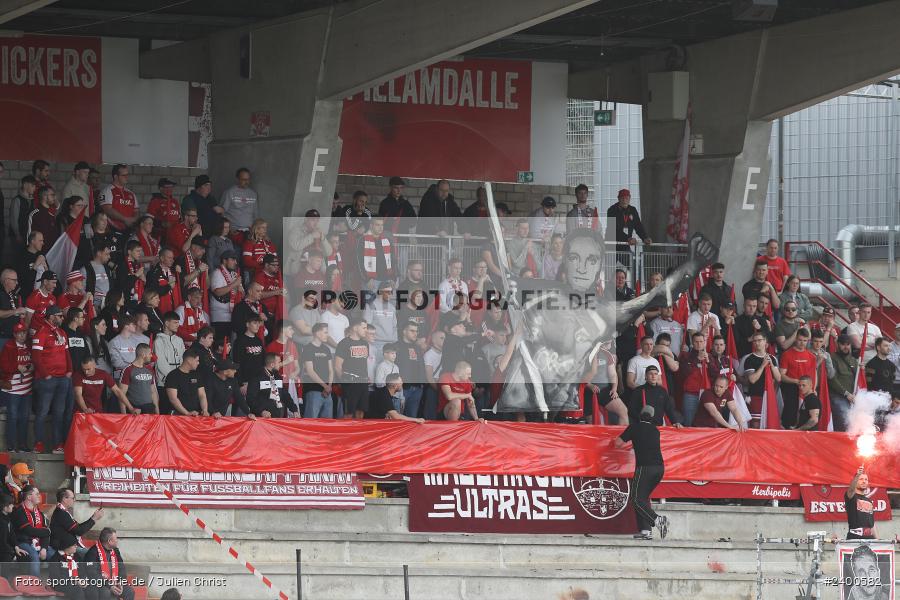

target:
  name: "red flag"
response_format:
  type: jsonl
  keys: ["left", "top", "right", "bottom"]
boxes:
{"left": 666, "top": 105, "right": 691, "bottom": 243}
{"left": 726, "top": 323, "right": 738, "bottom": 360}
{"left": 45, "top": 209, "right": 85, "bottom": 278}
{"left": 817, "top": 360, "right": 832, "bottom": 432}
{"left": 636, "top": 322, "right": 646, "bottom": 350}
{"left": 854, "top": 323, "right": 868, "bottom": 393}
{"left": 658, "top": 356, "right": 669, "bottom": 392}
{"left": 525, "top": 250, "right": 538, "bottom": 277}
{"left": 763, "top": 360, "right": 781, "bottom": 429}
{"left": 673, "top": 293, "right": 690, "bottom": 330}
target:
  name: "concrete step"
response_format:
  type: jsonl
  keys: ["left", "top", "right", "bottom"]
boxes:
{"left": 114, "top": 529, "right": 833, "bottom": 576}
{"left": 143, "top": 562, "right": 765, "bottom": 600}
{"left": 73, "top": 498, "right": 900, "bottom": 543}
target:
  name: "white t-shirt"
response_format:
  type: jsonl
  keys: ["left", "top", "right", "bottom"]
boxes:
{"left": 627, "top": 354, "right": 659, "bottom": 387}
{"left": 846, "top": 321, "right": 882, "bottom": 363}
{"left": 687, "top": 310, "right": 721, "bottom": 335}
{"left": 424, "top": 348, "right": 443, "bottom": 379}
{"left": 209, "top": 269, "right": 234, "bottom": 323}
{"left": 320, "top": 310, "right": 349, "bottom": 346}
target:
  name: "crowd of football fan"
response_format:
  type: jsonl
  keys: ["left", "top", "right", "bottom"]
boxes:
{"left": 0, "top": 161, "right": 898, "bottom": 454}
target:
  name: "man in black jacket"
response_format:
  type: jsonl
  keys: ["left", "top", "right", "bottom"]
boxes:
{"left": 0, "top": 494, "right": 28, "bottom": 572}
{"left": 378, "top": 176, "right": 416, "bottom": 234}
{"left": 84, "top": 527, "right": 134, "bottom": 600}
{"left": 11, "top": 485, "right": 53, "bottom": 575}
{"left": 48, "top": 531, "right": 95, "bottom": 600}
{"left": 51, "top": 488, "right": 103, "bottom": 558}
{"left": 627, "top": 366, "right": 683, "bottom": 427}
{"left": 606, "top": 188, "right": 650, "bottom": 264}
{"left": 206, "top": 358, "right": 253, "bottom": 418}
{"left": 246, "top": 353, "right": 298, "bottom": 418}
{"left": 232, "top": 315, "right": 266, "bottom": 385}
{"left": 417, "top": 180, "right": 461, "bottom": 236}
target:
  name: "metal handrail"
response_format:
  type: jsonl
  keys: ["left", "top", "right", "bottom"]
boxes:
{"left": 786, "top": 240, "right": 900, "bottom": 314}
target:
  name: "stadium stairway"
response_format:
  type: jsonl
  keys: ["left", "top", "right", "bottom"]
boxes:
{"left": 72, "top": 498, "right": 900, "bottom": 600}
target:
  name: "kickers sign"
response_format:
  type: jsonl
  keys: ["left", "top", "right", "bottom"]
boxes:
{"left": 801, "top": 485, "right": 892, "bottom": 522}
{"left": 0, "top": 35, "right": 101, "bottom": 163}
{"left": 339, "top": 58, "right": 532, "bottom": 182}
{"left": 408, "top": 473, "right": 636, "bottom": 534}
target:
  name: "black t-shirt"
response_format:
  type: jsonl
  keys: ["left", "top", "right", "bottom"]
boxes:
{"left": 165, "top": 368, "right": 204, "bottom": 413}
{"left": 619, "top": 420, "right": 663, "bottom": 467}
{"left": 394, "top": 340, "right": 425, "bottom": 386}
{"left": 845, "top": 491, "right": 876, "bottom": 534}
{"left": 699, "top": 281, "right": 733, "bottom": 318}
{"left": 741, "top": 353, "right": 778, "bottom": 396}
{"left": 301, "top": 343, "right": 332, "bottom": 392}
{"left": 335, "top": 337, "right": 369, "bottom": 381}
{"left": 796, "top": 393, "right": 821, "bottom": 428}
{"left": 865, "top": 356, "right": 896, "bottom": 393}
{"left": 232, "top": 333, "right": 265, "bottom": 383}
{"left": 205, "top": 373, "right": 248, "bottom": 416}
{"left": 368, "top": 386, "right": 398, "bottom": 419}
{"left": 734, "top": 314, "right": 773, "bottom": 358}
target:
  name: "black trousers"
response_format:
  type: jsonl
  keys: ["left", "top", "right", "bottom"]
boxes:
{"left": 781, "top": 383, "right": 799, "bottom": 429}
{"left": 632, "top": 465, "right": 664, "bottom": 532}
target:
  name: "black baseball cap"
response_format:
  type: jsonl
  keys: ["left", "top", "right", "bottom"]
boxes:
{"left": 216, "top": 358, "right": 238, "bottom": 371}
{"left": 220, "top": 249, "right": 238, "bottom": 261}
{"left": 190, "top": 235, "right": 207, "bottom": 248}
{"left": 74, "top": 161, "right": 91, "bottom": 171}
{"left": 837, "top": 334, "right": 852, "bottom": 345}
{"left": 45, "top": 305, "right": 63, "bottom": 317}
{"left": 40, "top": 271, "right": 58, "bottom": 282}
{"left": 541, "top": 196, "right": 557, "bottom": 208}
{"left": 389, "top": 176, "right": 406, "bottom": 186}
{"left": 158, "top": 177, "right": 176, "bottom": 187}
{"left": 305, "top": 209, "right": 320, "bottom": 217}
{"left": 194, "top": 175, "right": 211, "bottom": 188}
{"left": 262, "top": 254, "right": 279, "bottom": 265}
{"left": 722, "top": 301, "right": 736, "bottom": 310}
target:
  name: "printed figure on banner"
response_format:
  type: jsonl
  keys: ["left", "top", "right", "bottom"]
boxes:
{"left": 836, "top": 541, "right": 894, "bottom": 600}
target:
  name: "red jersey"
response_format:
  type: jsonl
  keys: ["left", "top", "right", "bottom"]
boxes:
{"left": 32, "top": 323, "right": 71, "bottom": 378}
{"left": 0, "top": 342, "right": 32, "bottom": 395}
{"left": 99, "top": 184, "right": 138, "bottom": 231}
{"left": 57, "top": 292, "right": 95, "bottom": 333}
{"left": 166, "top": 222, "right": 192, "bottom": 257}
{"left": 693, "top": 389, "right": 733, "bottom": 428}
{"left": 254, "top": 270, "right": 284, "bottom": 320}
{"left": 678, "top": 350, "right": 708, "bottom": 393}
{"left": 242, "top": 238, "right": 277, "bottom": 273}
{"left": 437, "top": 372, "right": 474, "bottom": 413}
{"left": 758, "top": 255, "right": 791, "bottom": 292}
{"left": 25, "top": 289, "right": 56, "bottom": 325}
{"left": 781, "top": 347, "right": 817, "bottom": 382}
{"left": 73, "top": 369, "right": 115, "bottom": 412}
{"left": 147, "top": 194, "right": 181, "bottom": 231}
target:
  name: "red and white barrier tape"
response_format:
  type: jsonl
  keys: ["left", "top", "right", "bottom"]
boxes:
{"left": 88, "top": 423, "right": 291, "bottom": 600}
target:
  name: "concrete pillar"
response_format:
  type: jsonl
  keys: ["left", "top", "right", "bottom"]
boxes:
{"left": 141, "top": 0, "right": 597, "bottom": 248}
{"left": 570, "top": 0, "right": 900, "bottom": 301}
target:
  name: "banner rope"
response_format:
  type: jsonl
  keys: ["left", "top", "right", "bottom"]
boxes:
{"left": 87, "top": 422, "right": 291, "bottom": 600}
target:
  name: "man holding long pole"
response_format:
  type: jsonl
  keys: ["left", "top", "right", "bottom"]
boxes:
{"left": 615, "top": 405, "right": 669, "bottom": 540}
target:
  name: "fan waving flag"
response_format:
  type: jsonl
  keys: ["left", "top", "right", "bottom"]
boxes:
{"left": 666, "top": 105, "right": 691, "bottom": 244}
{"left": 45, "top": 210, "right": 85, "bottom": 279}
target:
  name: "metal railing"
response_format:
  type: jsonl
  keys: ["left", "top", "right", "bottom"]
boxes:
{"left": 386, "top": 233, "right": 687, "bottom": 292}
{"left": 786, "top": 240, "right": 899, "bottom": 339}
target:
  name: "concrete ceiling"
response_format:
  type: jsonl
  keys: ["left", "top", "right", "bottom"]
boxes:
{"left": 3, "top": 0, "right": 890, "bottom": 73}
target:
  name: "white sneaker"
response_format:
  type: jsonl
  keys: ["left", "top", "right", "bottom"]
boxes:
{"left": 632, "top": 531, "right": 653, "bottom": 540}
{"left": 656, "top": 515, "right": 669, "bottom": 540}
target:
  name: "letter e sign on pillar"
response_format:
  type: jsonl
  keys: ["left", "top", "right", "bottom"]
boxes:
{"left": 309, "top": 148, "right": 329, "bottom": 193}
{"left": 742, "top": 167, "right": 761, "bottom": 210}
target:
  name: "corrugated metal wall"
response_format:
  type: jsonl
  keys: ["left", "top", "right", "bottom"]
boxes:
{"left": 570, "top": 88, "right": 900, "bottom": 247}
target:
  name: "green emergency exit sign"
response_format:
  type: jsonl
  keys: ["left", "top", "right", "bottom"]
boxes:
{"left": 517, "top": 171, "right": 534, "bottom": 184}
{"left": 594, "top": 109, "right": 616, "bottom": 126}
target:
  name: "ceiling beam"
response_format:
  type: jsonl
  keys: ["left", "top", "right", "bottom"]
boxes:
{"left": 0, "top": 0, "right": 56, "bottom": 26}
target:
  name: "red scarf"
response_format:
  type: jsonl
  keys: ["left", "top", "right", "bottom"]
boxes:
{"left": 137, "top": 230, "right": 159, "bottom": 260}
{"left": 126, "top": 258, "right": 144, "bottom": 302}
{"left": 326, "top": 250, "right": 342, "bottom": 271}
{"left": 182, "top": 252, "right": 209, "bottom": 314}
{"left": 155, "top": 266, "right": 182, "bottom": 314}
{"left": 177, "top": 302, "right": 208, "bottom": 341}
{"left": 817, "top": 359, "right": 831, "bottom": 431}
{"left": 362, "top": 235, "right": 393, "bottom": 278}
{"left": 25, "top": 504, "right": 46, "bottom": 548}
{"left": 218, "top": 266, "right": 243, "bottom": 312}
{"left": 97, "top": 544, "right": 119, "bottom": 580}
{"left": 244, "top": 300, "right": 267, "bottom": 342}
{"left": 764, "top": 358, "right": 780, "bottom": 429}
{"left": 66, "top": 553, "right": 79, "bottom": 578}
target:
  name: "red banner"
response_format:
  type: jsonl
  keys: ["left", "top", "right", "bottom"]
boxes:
{"left": 0, "top": 35, "right": 101, "bottom": 163}
{"left": 654, "top": 480, "right": 799, "bottom": 501}
{"left": 66, "top": 415, "right": 900, "bottom": 487}
{"left": 801, "top": 485, "right": 892, "bottom": 522}
{"left": 86, "top": 467, "right": 364, "bottom": 510}
{"left": 338, "top": 58, "right": 532, "bottom": 182}
{"left": 408, "top": 473, "right": 635, "bottom": 534}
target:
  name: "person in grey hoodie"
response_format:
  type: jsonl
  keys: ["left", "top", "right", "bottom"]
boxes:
{"left": 220, "top": 167, "right": 258, "bottom": 233}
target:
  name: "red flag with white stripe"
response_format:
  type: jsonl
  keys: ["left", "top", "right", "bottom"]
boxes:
{"left": 666, "top": 105, "right": 691, "bottom": 244}
{"left": 854, "top": 323, "right": 868, "bottom": 393}
{"left": 45, "top": 209, "right": 85, "bottom": 279}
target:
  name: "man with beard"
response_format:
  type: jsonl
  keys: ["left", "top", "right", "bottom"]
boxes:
{"left": 829, "top": 334, "right": 859, "bottom": 432}
{"left": 845, "top": 467, "right": 877, "bottom": 540}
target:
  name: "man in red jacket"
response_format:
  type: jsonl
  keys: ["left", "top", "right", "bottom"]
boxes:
{"left": 32, "top": 305, "right": 72, "bottom": 454}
